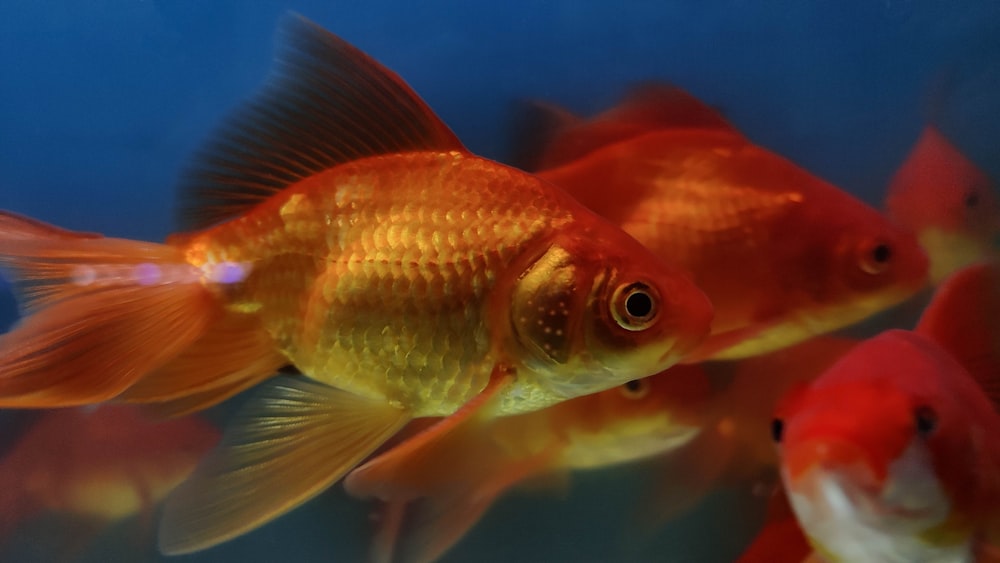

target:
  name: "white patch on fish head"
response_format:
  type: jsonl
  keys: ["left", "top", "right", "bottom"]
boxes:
{"left": 785, "top": 437, "right": 972, "bottom": 563}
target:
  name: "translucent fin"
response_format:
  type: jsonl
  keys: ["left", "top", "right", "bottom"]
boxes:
{"left": 157, "top": 376, "right": 410, "bottom": 555}
{"left": 0, "top": 212, "right": 221, "bottom": 406}
{"left": 512, "top": 82, "right": 737, "bottom": 171}
{"left": 177, "top": 15, "right": 465, "bottom": 230}
{"left": 343, "top": 370, "right": 513, "bottom": 500}
{"left": 507, "top": 99, "right": 582, "bottom": 171}
{"left": 118, "top": 311, "right": 286, "bottom": 405}
{"left": 369, "top": 452, "right": 555, "bottom": 563}
{"left": 916, "top": 262, "right": 1000, "bottom": 408}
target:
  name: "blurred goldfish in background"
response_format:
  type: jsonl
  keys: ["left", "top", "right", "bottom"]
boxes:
{"left": 885, "top": 126, "right": 1000, "bottom": 284}
{"left": 511, "top": 84, "right": 928, "bottom": 361}
{"left": 0, "top": 406, "right": 218, "bottom": 561}
{"left": 0, "top": 17, "right": 713, "bottom": 554}
{"left": 634, "top": 335, "right": 857, "bottom": 534}
{"left": 344, "top": 366, "right": 713, "bottom": 563}
{"left": 771, "top": 262, "right": 1000, "bottom": 562}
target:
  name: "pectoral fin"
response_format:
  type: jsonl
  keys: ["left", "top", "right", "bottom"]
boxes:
{"left": 157, "top": 376, "right": 410, "bottom": 555}
{"left": 344, "top": 368, "right": 513, "bottom": 500}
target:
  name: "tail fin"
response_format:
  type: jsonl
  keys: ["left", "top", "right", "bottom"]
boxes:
{"left": 0, "top": 211, "right": 280, "bottom": 408}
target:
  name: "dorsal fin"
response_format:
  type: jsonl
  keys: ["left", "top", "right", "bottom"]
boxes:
{"left": 602, "top": 82, "right": 736, "bottom": 133}
{"left": 916, "top": 261, "right": 1000, "bottom": 409}
{"left": 177, "top": 15, "right": 466, "bottom": 230}
{"left": 511, "top": 82, "right": 737, "bottom": 171}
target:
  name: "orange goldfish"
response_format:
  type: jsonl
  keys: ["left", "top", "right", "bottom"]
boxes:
{"left": 0, "top": 18, "right": 713, "bottom": 553}
{"left": 344, "top": 366, "right": 713, "bottom": 563}
{"left": 0, "top": 406, "right": 218, "bottom": 557}
{"left": 772, "top": 262, "right": 1000, "bottom": 562}
{"left": 885, "top": 125, "right": 1000, "bottom": 284}
{"left": 514, "top": 84, "right": 929, "bottom": 361}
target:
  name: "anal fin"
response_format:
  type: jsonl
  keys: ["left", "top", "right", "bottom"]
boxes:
{"left": 157, "top": 376, "right": 410, "bottom": 555}
{"left": 344, "top": 368, "right": 514, "bottom": 500}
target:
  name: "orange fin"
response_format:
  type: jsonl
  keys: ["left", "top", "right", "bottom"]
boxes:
{"left": 507, "top": 99, "right": 583, "bottom": 171}
{"left": 604, "top": 83, "right": 736, "bottom": 133}
{"left": 369, "top": 451, "right": 557, "bottom": 563}
{"left": 343, "top": 369, "right": 514, "bottom": 500}
{"left": 118, "top": 310, "right": 286, "bottom": 407}
{"left": 915, "top": 262, "right": 1000, "bottom": 408}
{"left": 157, "top": 376, "right": 410, "bottom": 555}
{"left": 177, "top": 15, "right": 465, "bottom": 230}
{"left": 514, "top": 82, "right": 737, "bottom": 171}
{"left": 0, "top": 211, "right": 219, "bottom": 406}
{"left": 134, "top": 370, "right": 275, "bottom": 419}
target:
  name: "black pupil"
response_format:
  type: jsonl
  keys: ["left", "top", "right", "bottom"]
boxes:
{"left": 771, "top": 418, "right": 784, "bottom": 443}
{"left": 965, "top": 191, "right": 980, "bottom": 208}
{"left": 625, "top": 290, "right": 653, "bottom": 318}
{"left": 624, "top": 379, "right": 643, "bottom": 393}
{"left": 915, "top": 405, "right": 937, "bottom": 437}
{"left": 872, "top": 244, "right": 892, "bottom": 264}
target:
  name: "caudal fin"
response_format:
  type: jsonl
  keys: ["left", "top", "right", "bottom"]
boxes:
{"left": 0, "top": 210, "right": 278, "bottom": 409}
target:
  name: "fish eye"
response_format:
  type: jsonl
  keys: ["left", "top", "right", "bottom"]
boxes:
{"left": 611, "top": 282, "right": 659, "bottom": 331}
{"left": 914, "top": 405, "right": 938, "bottom": 437}
{"left": 770, "top": 418, "right": 784, "bottom": 443}
{"left": 859, "top": 241, "right": 893, "bottom": 274}
{"left": 620, "top": 378, "right": 650, "bottom": 399}
{"left": 965, "top": 191, "right": 981, "bottom": 208}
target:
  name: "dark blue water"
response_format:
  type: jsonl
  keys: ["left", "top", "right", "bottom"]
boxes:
{"left": 1, "top": 1, "right": 999, "bottom": 561}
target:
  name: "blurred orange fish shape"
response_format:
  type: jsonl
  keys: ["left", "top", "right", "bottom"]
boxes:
{"left": 885, "top": 125, "right": 1000, "bottom": 284}
{"left": 0, "top": 17, "right": 714, "bottom": 554}
{"left": 0, "top": 406, "right": 218, "bottom": 557}
{"left": 772, "top": 262, "right": 1000, "bottom": 562}
{"left": 345, "top": 366, "right": 713, "bottom": 563}
{"left": 513, "top": 84, "right": 929, "bottom": 361}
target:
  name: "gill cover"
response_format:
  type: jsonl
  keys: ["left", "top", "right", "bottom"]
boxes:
{"left": 510, "top": 245, "right": 584, "bottom": 366}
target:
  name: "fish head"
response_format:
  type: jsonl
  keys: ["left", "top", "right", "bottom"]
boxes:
{"left": 779, "top": 196, "right": 929, "bottom": 337}
{"left": 508, "top": 222, "right": 712, "bottom": 399}
{"left": 558, "top": 366, "right": 711, "bottom": 469}
{"left": 773, "top": 331, "right": 980, "bottom": 561}
{"left": 886, "top": 126, "right": 1000, "bottom": 283}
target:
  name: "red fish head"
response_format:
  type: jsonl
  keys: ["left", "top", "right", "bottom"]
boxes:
{"left": 773, "top": 331, "right": 987, "bottom": 560}
{"left": 886, "top": 126, "right": 1000, "bottom": 283}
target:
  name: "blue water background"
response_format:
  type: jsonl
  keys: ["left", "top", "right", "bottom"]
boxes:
{"left": 1, "top": 1, "right": 999, "bottom": 561}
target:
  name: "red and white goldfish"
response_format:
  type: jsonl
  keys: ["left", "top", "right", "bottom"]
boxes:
{"left": 513, "top": 84, "right": 929, "bottom": 361}
{"left": 0, "top": 18, "right": 713, "bottom": 554}
{"left": 0, "top": 406, "right": 218, "bottom": 557}
{"left": 345, "top": 366, "right": 713, "bottom": 563}
{"left": 772, "top": 262, "right": 1000, "bottom": 562}
{"left": 885, "top": 126, "right": 1000, "bottom": 284}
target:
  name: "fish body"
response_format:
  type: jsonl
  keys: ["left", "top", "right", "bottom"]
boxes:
{"left": 517, "top": 85, "right": 928, "bottom": 360}
{"left": 346, "top": 366, "right": 712, "bottom": 563}
{"left": 773, "top": 263, "right": 1000, "bottom": 562}
{"left": 0, "top": 18, "right": 713, "bottom": 553}
{"left": 0, "top": 407, "right": 218, "bottom": 541}
{"left": 886, "top": 126, "right": 1000, "bottom": 283}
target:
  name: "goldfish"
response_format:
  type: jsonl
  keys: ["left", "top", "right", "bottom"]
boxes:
{"left": 771, "top": 262, "right": 1000, "bottom": 562}
{"left": 0, "top": 17, "right": 713, "bottom": 553}
{"left": 344, "top": 366, "right": 713, "bottom": 563}
{"left": 0, "top": 406, "right": 218, "bottom": 559}
{"left": 736, "top": 488, "right": 813, "bottom": 563}
{"left": 885, "top": 125, "right": 1000, "bottom": 284}
{"left": 513, "top": 84, "right": 928, "bottom": 361}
